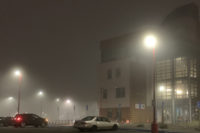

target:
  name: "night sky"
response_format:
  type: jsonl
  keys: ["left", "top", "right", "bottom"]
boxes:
{"left": 0, "top": 0, "right": 200, "bottom": 102}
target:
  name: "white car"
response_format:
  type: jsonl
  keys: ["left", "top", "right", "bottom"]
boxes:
{"left": 74, "top": 116, "right": 119, "bottom": 131}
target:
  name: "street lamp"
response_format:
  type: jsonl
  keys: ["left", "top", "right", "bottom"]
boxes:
{"left": 65, "top": 99, "right": 76, "bottom": 121}
{"left": 56, "top": 98, "right": 60, "bottom": 120}
{"left": 38, "top": 91, "right": 44, "bottom": 116}
{"left": 14, "top": 70, "right": 22, "bottom": 114}
{"left": 159, "top": 86, "right": 165, "bottom": 124}
{"left": 66, "top": 99, "right": 71, "bottom": 104}
{"left": 38, "top": 91, "right": 44, "bottom": 96}
{"left": 144, "top": 34, "right": 158, "bottom": 133}
{"left": 56, "top": 98, "right": 60, "bottom": 102}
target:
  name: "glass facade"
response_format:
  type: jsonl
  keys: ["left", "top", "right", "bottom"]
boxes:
{"left": 156, "top": 57, "right": 199, "bottom": 123}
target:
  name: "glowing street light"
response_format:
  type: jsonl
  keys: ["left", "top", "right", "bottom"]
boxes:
{"left": 144, "top": 34, "right": 158, "bottom": 133}
{"left": 15, "top": 70, "right": 21, "bottom": 76}
{"left": 144, "top": 35, "right": 157, "bottom": 49}
{"left": 66, "top": 99, "right": 71, "bottom": 104}
{"left": 56, "top": 98, "right": 60, "bottom": 102}
{"left": 8, "top": 97, "right": 14, "bottom": 101}
{"left": 38, "top": 91, "right": 44, "bottom": 96}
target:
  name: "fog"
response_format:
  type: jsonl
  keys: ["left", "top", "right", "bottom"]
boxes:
{"left": 0, "top": 67, "right": 98, "bottom": 121}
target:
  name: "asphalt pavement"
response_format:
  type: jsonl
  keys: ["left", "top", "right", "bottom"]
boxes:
{"left": 0, "top": 126, "right": 150, "bottom": 133}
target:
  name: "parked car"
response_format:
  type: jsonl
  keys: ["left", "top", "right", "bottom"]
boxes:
{"left": 0, "top": 117, "right": 14, "bottom": 127}
{"left": 0, "top": 117, "right": 5, "bottom": 127}
{"left": 14, "top": 113, "right": 48, "bottom": 128}
{"left": 74, "top": 116, "right": 119, "bottom": 131}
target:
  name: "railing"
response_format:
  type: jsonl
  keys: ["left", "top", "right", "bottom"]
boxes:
{"left": 48, "top": 120, "right": 74, "bottom": 127}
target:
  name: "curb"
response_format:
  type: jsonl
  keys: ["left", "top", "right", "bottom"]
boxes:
{"left": 120, "top": 128, "right": 182, "bottom": 133}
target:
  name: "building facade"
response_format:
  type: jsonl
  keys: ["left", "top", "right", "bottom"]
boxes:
{"left": 98, "top": 3, "right": 200, "bottom": 124}
{"left": 98, "top": 34, "right": 153, "bottom": 123}
{"left": 156, "top": 3, "right": 200, "bottom": 123}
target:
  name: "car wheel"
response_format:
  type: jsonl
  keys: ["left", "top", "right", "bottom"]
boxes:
{"left": 91, "top": 125, "right": 97, "bottom": 131}
{"left": 41, "top": 122, "right": 47, "bottom": 128}
{"left": 112, "top": 124, "right": 118, "bottom": 130}
{"left": 20, "top": 122, "right": 26, "bottom": 128}
{"left": 14, "top": 124, "right": 19, "bottom": 128}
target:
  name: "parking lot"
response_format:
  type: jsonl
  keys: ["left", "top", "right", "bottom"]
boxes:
{"left": 0, "top": 126, "right": 150, "bottom": 133}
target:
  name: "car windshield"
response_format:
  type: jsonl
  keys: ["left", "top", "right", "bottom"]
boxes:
{"left": 81, "top": 116, "right": 95, "bottom": 121}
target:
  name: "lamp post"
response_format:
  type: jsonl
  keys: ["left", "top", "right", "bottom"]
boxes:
{"left": 14, "top": 70, "right": 22, "bottom": 114}
{"left": 38, "top": 91, "right": 44, "bottom": 116}
{"left": 56, "top": 98, "right": 60, "bottom": 120}
{"left": 159, "top": 86, "right": 165, "bottom": 124}
{"left": 144, "top": 35, "right": 158, "bottom": 133}
{"left": 65, "top": 99, "right": 72, "bottom": 122}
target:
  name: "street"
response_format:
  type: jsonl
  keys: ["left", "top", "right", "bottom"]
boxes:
{"left": 0, "top": 126, "right": 150, "bottom": 133}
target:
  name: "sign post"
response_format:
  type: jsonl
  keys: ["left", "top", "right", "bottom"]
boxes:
{"left": 197, "top": 101, "right": 200, "bottom": 128}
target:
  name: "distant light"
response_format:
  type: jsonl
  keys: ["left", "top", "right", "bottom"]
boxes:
{"left": 166, "top": 89, "right": 171, "bottom": 92}
{"left": 159, "top": 86, "right": 165, "bottom": 92}
{"left": 144, "top": 35, "right": 157, "bottom": 49}
{"left": 56, "top": 98, "right": 60, "bottom": 102}
{"left": 38, "top": 91, "right": 43, "bottom": 96}
{"left": 8, "top": 97, "right": 13, "bottom": 100}
{"left": 15, "top": 70, "right": 21, "bottom": 76}
{"left": 66, "top": 99, "right": 71, "bottom": 104}
{"left": 176, "top": 90, "right": 183, "bottom": 95}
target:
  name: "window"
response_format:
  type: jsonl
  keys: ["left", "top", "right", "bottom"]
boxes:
{"left": 157, "top": 81, "right": 172, "bottom": 100}
{"left": 116, "top": 87, "right": 125, "bottom": 98}
{"left": 156, "top": 59, "right": 172, "bottom": 81}
{"left": 102, "top": 89, "right": 107, "bottom": 99}
{"left": 190, "top": 58, "right": 197, "bottom": 78}
{"left": 107, "top": 69, "right": 112, "bottom": 79}
{"left": 81, "top": 116, "right": 95, "bottom": 121}
{"left": 116, "top": 68, "right": 121, "bottom": 78}
{"left": 175, "top": 57, "right": 187, "bottom": 78}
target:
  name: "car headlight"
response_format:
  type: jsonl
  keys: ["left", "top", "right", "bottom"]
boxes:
{"left": 45, "top": 118, "right": 48, "bottom": 122}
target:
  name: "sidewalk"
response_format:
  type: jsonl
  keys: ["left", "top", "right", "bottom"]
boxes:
{"left": 120, "top": 123, "right": 200, "bottom": 133}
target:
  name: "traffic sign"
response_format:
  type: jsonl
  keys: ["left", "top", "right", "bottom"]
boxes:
{"left": 197, "top": 101, "right": 200, "bottom": 109}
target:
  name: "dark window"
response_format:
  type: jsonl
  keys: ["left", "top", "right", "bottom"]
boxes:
{"left": 107, "top": 69, "right": 112, "bottom": 79}
{"left": 116, "top": 87, "right": 125, "bottom": 98}
{"left": 103, "top": 89, "right": 107, "bottom": 99}
{"left": 81, "top": 116, "right": 95, "bottom": 121}
{"left": 116, "top": 68, "right": 121, "bottom": 78}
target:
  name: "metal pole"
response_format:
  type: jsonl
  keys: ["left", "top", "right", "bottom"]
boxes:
{"left": 162, "top": 101, "right": 164, "bottom": 124}
{"left": 73, "top": 104, "right": 75, "bottom": 120}
{"left": 57, "top": 105, "right": 60, "bottom": 120}
{"left": 17, "top": 75, "right": 22, "bottom": 114}
{"left": 187, "top": 58, "right": 192, "bottom": 123}
{"left": 171, "top": 58, "right": 175, "bottom": 124}
{"left": 151, "top": 48, "right": 158, "bottom": 133}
